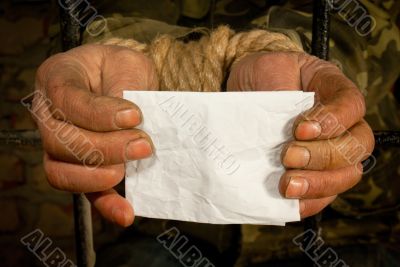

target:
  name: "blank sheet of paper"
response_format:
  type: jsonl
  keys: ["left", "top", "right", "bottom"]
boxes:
{"left": 124, "top": 91, "right": 314, "bottom": 225}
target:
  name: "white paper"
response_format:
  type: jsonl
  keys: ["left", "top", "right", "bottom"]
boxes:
{"left": 124, "top": 91, "right": 314, "bottom": 225}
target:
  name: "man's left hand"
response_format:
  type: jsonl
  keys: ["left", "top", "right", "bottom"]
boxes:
{"left": 227, "top": 51, "right": 375, "bottom": 218}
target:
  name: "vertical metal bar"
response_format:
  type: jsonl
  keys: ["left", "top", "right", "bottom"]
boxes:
{"left": 305, "top": 0, "right": 331, "bottom": 266}
{"left": 311, "top": 0, "right": 331, "bottom": 60}
{"left": 60, "top": 1, "right": 81, "bottom": 51}
{"left": 59, "top": 1, "right": 96, "bottom": 267}
{"left": 374, "top": 131, "right": 400, "bottom": 146}
{"left": 72, "top": 194, "right": 95, "bottom": 267}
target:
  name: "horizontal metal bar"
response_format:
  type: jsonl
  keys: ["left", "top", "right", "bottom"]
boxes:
{"left": 374, "top": 131, "right": 400, "bottom": 146}
{"left": 0, "top": 130, "right": 42, "bottom": 147}
{"left": 1, "top": 130, "right": 399, "bottom": 147}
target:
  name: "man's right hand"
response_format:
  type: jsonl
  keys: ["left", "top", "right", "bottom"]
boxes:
{"left": 33, "top": 44, "right": 158, "bottom": 227}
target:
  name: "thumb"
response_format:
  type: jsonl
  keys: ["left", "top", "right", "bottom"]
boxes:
{"left": 294, "top": 55, "right": 366, "bottom": 140}
{"left": 38, "top": 45, "right": 159, "bottom": 132}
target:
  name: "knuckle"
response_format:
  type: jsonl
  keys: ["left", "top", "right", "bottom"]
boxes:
{"left": 90, "top": 139, "right": 121, "bottom": 166}
{"left": 85, "top": 95, "right": 104, "bottom": 129}
{"left": 89, "top": 139, "right": 109, "bottom": 163}
{"left": 84, "top": 149, "right": 105, "bottom": 167}
{"left": 311, "top": 174, "right": 329, "bottom": 197}
{"left": 323, "top": 144, "right": 335, "bottom": 168}
{"left": 319, "top": 108, "right": 342, "bottom": 137}
{"left": 312, "top": 142, "right": 334, "bottom": 170}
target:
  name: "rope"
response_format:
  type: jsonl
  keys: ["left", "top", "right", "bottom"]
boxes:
{"left": 100, "top": 25, "right": 303, "bottom": 92}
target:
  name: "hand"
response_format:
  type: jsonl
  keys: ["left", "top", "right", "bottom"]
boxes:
{"left": 227, "top": 51, "right": 374, "bottom": 218}
{"left": 33, "top": 44, "right": 158, "bottom": 226}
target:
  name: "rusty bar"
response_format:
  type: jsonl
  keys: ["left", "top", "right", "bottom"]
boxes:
{"left": 311, "top": 0, "right": 331, "bottom": 60}
{"left": 2, "top": 129, "right": 399, "bottom": 147}
{"left": 59, "top": 1, "right": 96, "bottom": 267}
{"left": 0, "top": 130, "right": 41, "bottom": 147}
{"left": 374, "top": 131, "right": 400, "bottom": 146}
{"left": 1, "top": 1, "right": 398, "bottom": 267}
{"left": 304, "top": 0, "right": 332, "bottom": 265}
{"left": 59, "top": 0, "right": 82, "bottom": 50}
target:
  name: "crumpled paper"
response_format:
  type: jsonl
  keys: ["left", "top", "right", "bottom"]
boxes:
{"left": 124, "top": 91, "right": 314, "bottom": 225}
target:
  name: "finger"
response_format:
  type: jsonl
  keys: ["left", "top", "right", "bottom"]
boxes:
{"left": 226, "top": 52, "right": 301, "bottom": 91}
{"left": 45, "top": 86, "right": 144, "bottom": 131}
{"left": 300, "top": 196, "right": 337, "bottom": 219}
{"left": 43, "top": 153, "right": 125, "bottom": 193}
{"left": 86, "top": 189, "right": 134, "bottom": 227}
{"left": 279, "top": 164, "right": 362, "bottom": 199}
{"left": 36, "top": 45, "right": 158, "bottom": 132}
{"left": 282, "top": 120, "right": 374, "bottom": 170}
{"left": 38, "top": 113, "right": 153, "bottom": 165}
{"left": 294, "top": 54, "right": 366, "bottom": 140}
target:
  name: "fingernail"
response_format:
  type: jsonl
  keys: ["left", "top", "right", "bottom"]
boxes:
{"left": 295, "top": 120, "right": 321, "bottom": 140}
{"left": 115, "top": 109, "right": 141, "bottom": 128}
{"left": 126, "top": 138, "right": 152, "bottom": 160}
{"left": 286, "top": 177, "right": 309, "bottom": 198}
{"left": 283, "top": 145, "right": 310, "bottom": 168}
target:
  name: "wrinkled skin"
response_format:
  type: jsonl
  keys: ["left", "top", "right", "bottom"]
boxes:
{"left": 228, "top": 52, "right": 374, "bottom": 218}
{"left": 33, "top": 45, "right": 374, "bottom": 226}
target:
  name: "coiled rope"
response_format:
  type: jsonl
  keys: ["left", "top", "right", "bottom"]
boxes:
{"left": 101, "top": 25, "right": 303, "bottom": 92}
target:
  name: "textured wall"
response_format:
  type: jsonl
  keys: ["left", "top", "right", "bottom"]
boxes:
{"left": 0, "top": 1, "right": 121, "bottom": 266}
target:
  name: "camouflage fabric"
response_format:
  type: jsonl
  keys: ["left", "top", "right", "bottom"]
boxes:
{"left": 237, "top": 1, "right": 400, "bottom": 266}
{"left": 83, "top": 0, "right": 400, "bottom": 266}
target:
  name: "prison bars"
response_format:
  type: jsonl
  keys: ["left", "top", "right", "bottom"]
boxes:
{"left": 0, "top": 0, "right": 399, "bottom": 266}
{"left": 304, "top": 1, "right": 332, "bottom": 266}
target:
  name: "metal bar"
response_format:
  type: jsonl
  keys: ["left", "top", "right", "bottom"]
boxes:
{"left": 311, "top": 0, "right": 331, "bottom": 60}
{"left": 0, "top": 130, "right": 42, "bottom": 147}
{"left": 2, "top": 1, "right": 398, "bottom": 267}
{"left": 59, "top": 1, "right": 96, "bottom": 267}
{"left": 2, "top": 129, "right": 399, "bottom": 147}
{"left": 374, "top": 131, "right": 400, "bottom": 146}
{"left": 72, "top": 193, "right": 95, "bottom": 267}
{"left": 305, "top": 1, "right": 332, "bottom": 265}
{"left": 60, "top": 1, "right": 82, "bottom": 51}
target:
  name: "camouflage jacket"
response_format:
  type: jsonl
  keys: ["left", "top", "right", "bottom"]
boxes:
{"left": 83, "top": 1, "right": 400, "bottom": 266}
